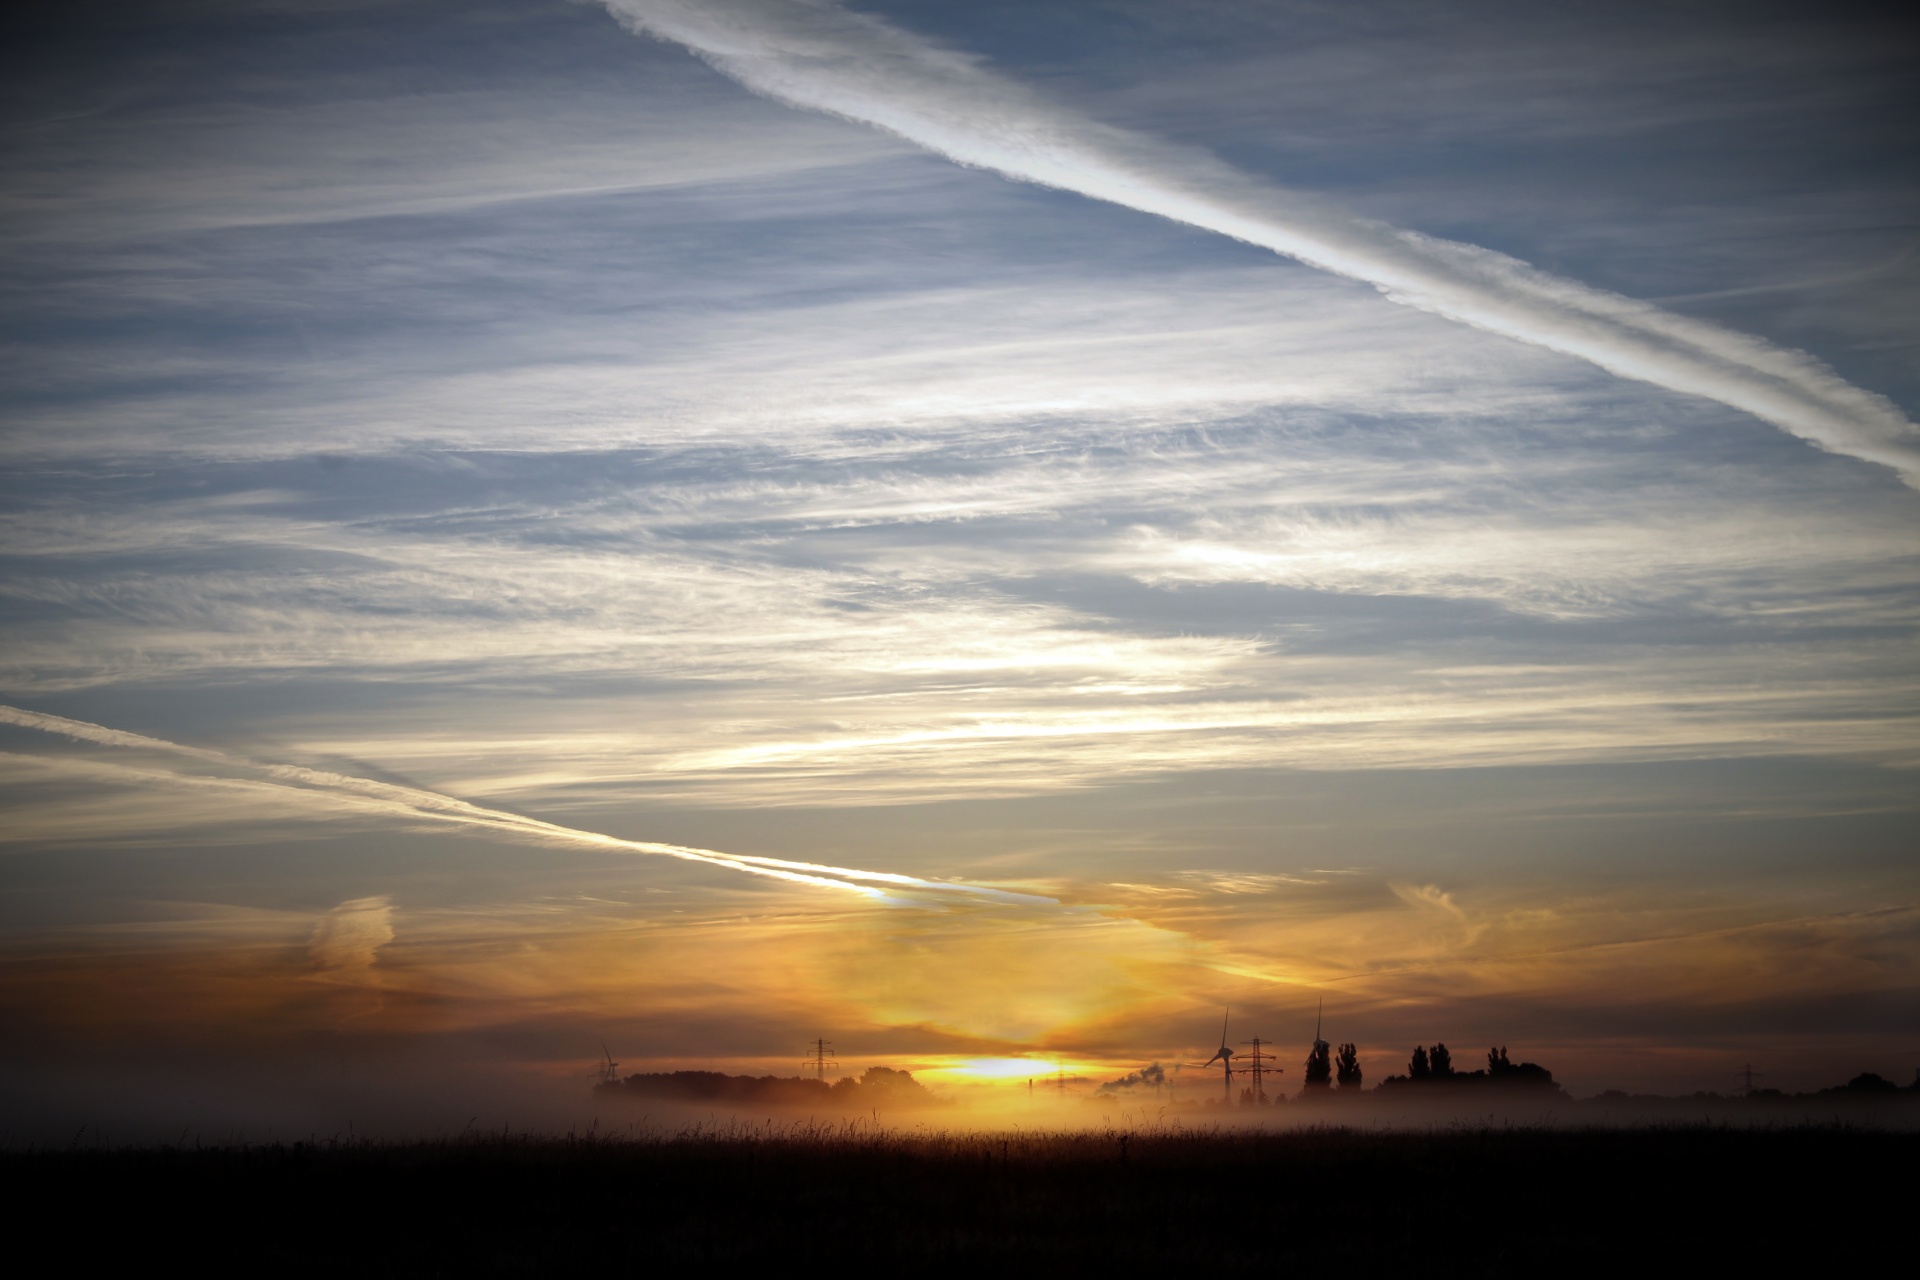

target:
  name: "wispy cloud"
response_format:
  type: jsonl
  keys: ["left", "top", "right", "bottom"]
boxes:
{"left": 0, "top": 41, "right": 900, "bottom": 242}
{"left": 4, "top": 405, "right": 1914, "bottom": 807}
{"left": 307, "top": 895, "right": 393, "bottom": 977}
{"left": 603, "top": 0, "right": 1920, "bottom": 482}
{"left": 0, "top": 706, "right": 1052, "bottom": 906}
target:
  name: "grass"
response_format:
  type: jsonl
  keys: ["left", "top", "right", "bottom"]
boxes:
{"left": 12, "top": 1122, "right": 1908, "bottom": 1271}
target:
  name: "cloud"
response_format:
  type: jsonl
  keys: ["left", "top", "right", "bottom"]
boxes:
{"left": 1, "top": 86, "right": 899, "bottom": 243}
{"left": 1171, "top": 872, "right": 1325, "bottom": 896}
{"left": 4, "top": 409, "right": 1914, "bottom": 807}
{"left": 600, "top": 0, "right": 1920, "bottom": 483}
{"left": 0, "top": 705, "right": 1054, "bottom": 907}
{"left": 308, "top": 895, "right": 393, "bottom": 977}
{"left": 1392, "top": 883, "right": 1474, "bottom": 926}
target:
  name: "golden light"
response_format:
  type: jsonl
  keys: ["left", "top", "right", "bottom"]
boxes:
{"left": 914, "top": 1056, "right": 1108, "bottom": 1084}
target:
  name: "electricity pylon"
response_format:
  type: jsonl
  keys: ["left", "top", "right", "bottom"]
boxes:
{"left": 803, "top": 1038, "right": 838, "bottom": 1081}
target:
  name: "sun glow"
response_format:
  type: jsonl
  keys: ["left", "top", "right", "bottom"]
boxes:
{"left": 915, "top": 1056, "right": 1108, "bottom": 1084}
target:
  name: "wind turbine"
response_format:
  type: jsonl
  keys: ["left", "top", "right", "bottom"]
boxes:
{"left": 1300, "top": 996, "right": 1334, "bottom": 1091}
{"left": 1194, "top": 1009, "right": 1236, "bottom": 1103}
{"left": 599, "top": 1043, "right": 620, "bottom": 1086}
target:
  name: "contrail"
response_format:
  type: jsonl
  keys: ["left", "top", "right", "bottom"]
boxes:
{"left": 602, "top": 0, "right": 1920, "bottom": 485}
{"left": 0, "top": 705, "right": 1053, "bottom": 908}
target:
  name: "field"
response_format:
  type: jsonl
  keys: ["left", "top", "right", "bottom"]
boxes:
{"left": 13, "top": 1123, "right": 1910, "bottom": 1270}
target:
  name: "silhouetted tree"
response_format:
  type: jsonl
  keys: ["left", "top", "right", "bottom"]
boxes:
{"left": 1429, "top": 1043, "right": 1453, "bottom": 1078}
{"left": 1839, "top": 1072, "right": 1898, "bottom": 1094}
{"left": 1484, "top": 1046, "right": 1557, "bottom": 1088}
{"left": 1409, "top": 1045, "right": 1431, "bottom": 1080}
{"left": 1304, "top": 1041, "right": 1332, "bottom": 1089}
{"left": 1335, "top": 1043, "right": 1362, "bottom": 1089}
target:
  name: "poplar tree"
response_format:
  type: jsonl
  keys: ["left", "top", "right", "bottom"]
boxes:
{"left": 1335, "top": 1043, "right": 1362, "bottom": 1089}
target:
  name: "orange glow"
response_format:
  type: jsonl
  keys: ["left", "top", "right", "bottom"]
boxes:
{"left": 915, "top": 1057, "right": 1106, "bottom": 1084}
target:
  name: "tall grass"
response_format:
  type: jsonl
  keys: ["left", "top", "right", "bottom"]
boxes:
{"left": 8, "top": 1123, "right": 1905, "bottom": 1269}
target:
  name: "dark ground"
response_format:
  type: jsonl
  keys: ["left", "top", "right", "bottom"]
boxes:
{"left": 12, "top": 1125, "right": 1909, "bottom": 1271}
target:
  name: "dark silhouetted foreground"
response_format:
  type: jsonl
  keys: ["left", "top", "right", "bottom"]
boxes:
{"left": 9, "top": 1125, "right": 1908, "bottom": 1270}
{"left": 599, "top": 1064, "right": 942, "bottom": 1109}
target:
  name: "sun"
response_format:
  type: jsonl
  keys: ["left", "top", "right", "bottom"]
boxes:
{"left": 915, "top": 1056, "right": 1099, "bottom": 1083}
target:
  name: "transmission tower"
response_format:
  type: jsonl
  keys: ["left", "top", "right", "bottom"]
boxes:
{"left": 802, "top": 1038, "right": 839, "bottom": 1082}
{"left": 1734, "top": 1063, "right": 1764, "bottom": 1096}
{"left": 1239, "top": 1035, "right": 1281, "bottom": 1104}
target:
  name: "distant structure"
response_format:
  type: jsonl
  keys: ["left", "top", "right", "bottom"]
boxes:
{"left": 1199, "top": 1010, "right": 1237, "bottom": 1103}
{"left": 803, "top": 1038, "right": 839, "bottom": 1082}
{"left": 1734, "top": 1064, "right": 1764, "bottom": 1096}
{"left": 1239, "top": 1035, "right": 1280, "bottom": 1105}
{"left": 599, "top": 1043, "right": 621, "bottom": 1086}
{"left": 1302, "top": 1000, "right": 1333, "bottom": 1090}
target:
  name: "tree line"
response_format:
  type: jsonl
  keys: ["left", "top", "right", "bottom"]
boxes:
{"left": 1294, "top": 1042, "right": 1561, "bottom": 1095}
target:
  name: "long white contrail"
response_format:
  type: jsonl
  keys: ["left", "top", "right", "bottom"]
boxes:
{"left": 0, "top": 705, "right": 1052, "bottom": 907}
{"left": 602, "top": 0, "right": 1920, "bottom": 485}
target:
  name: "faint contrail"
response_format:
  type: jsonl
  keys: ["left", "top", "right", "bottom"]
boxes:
{"left": 602, "top": 0, "right": 1920, "bottom": 485}
{"left": 0, "top": 705, "right": 1052, "bottom": 907}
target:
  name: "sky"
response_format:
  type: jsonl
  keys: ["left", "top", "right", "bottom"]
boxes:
{"left": 2, "top": 0, "right": 1917, "bottom": 1136}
